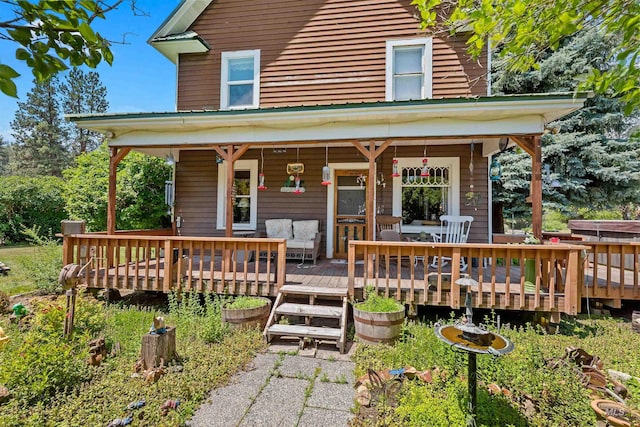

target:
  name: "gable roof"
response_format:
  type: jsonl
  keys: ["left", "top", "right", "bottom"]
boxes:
{"left": 148, "top": 0, "right": 213, "bottom": 62}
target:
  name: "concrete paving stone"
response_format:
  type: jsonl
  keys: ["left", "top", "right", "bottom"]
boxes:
{"left": 317, "top": 359, "right": 356, "bottom": 385}
{"left": 316, "top": 341, "right": 357, "bottom": 361}
{"left": 297, "top": 406, "right": 353, "bottom": 427}
{"left": 277, "top": 354, "right": 322, "bottom": 379}
{"left": 307, "top": 381, "right": 356, "bottom": 412}
{"left": 186, "top": 353, "right": 279, "bottom": 427}
{"left": 240, "top": 377, "right": 308, "bottom": 427}
{"left": 266, "top": 339, "right": 300, "bottom": 355}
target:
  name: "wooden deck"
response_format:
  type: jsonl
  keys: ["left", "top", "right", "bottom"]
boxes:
{"left": 61, "top": 233, "right": 640, "bottom": 316}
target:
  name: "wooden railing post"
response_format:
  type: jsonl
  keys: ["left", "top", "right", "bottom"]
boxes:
{"left": 564, "top": 247, "right": 581, "bottom": 315}
{"left": 276, "top": 241, "right": 286, "bottom": 290}
{"left": 451, "top": 247, "right": 461, "bottom": 309}
{"left": 348, "top": 242, "right": 356, "bottom": 298}
{"left": 62, "top": 236, "right": 74, "bottom": 265}
{"left": 163, "top": 239, "right": 173, "bottom": 293}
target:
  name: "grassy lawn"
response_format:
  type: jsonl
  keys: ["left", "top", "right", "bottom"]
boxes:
{"left": 0, "top": 245, "right": 42, "bottom": 296}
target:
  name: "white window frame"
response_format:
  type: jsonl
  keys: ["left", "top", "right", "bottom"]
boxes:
{"left": 216, "top": 159, "right": 258, "bottom": 230}
{"left": 391, "top": 157, "right": 459, "bottom": 234}
{"left": 221, "top": 49, "right": 261, "bottom": 110}
{"left": 385, "top": 38, "right": 433, "bottom": 102}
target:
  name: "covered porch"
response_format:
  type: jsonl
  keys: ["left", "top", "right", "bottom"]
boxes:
{"left": 61, "top": 232, "right": 640, "bottom": 317}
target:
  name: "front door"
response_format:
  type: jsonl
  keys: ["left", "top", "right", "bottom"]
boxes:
{"left": 333, "top": 170, "right": 368, "bottom": 258}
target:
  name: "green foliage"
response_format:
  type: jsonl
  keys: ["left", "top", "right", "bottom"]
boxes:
{"left": 9, "top": 77, "right": 69, "bottom": 176}
{"left": 0, "top": 0, "right": 116, "bottom": 97}
{"left": 226, "top": 296, "right": 269, "bottom": 309}
{"left": 168, "top": 291, "right": 231, "bottom": 344}
{"left": 14, "top": 228, "right": 62, "bottom": 294}
{"left": 489, "top": 29, "right": 640, "bottom": 223}
{"left": 30, "top": 292, "right": 106, "bottom": 337}
{"left": 0, "top": 292, "right": 266, "bottom": 426}
{"left": 351, "top": 318, "right": 633, "bottom": 426}
{"left": 412, "top": 0, "right": 640, "bottom": 111}
{"left": 59, "top": 68, "right": 109, "bottom": 156}
{"left": 0, "top": 176, "right": 66, "bottom": 243}
{"left": 355, "top": 285, "right": 405, "bottom": 313}
{"left": 63, "top": 143, "right": 171, "bottom": 231}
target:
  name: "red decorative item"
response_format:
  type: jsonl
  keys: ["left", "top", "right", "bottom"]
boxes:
{"left": 392, "top": 158, "right": 400, "bottom": 177}
{"left": 420, "top": 157, "right": 430, "bottom": 177}
{"left": 293, "top": 176, "right": 302, "bottom": 194}
{"left": 258, "top": 173, "right": 267, "bottom": 191}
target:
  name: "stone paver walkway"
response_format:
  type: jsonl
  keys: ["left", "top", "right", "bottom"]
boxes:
{"left": 187, "top": 343, "right": 356, "bottom": 427}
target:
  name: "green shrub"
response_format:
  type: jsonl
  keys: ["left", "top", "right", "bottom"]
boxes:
{"left": 226, "top": 296, "right": 269, "bottom": 309}
{"left": 354, "top": 285, "right": 404, "bottom": 313}
{"left": 0, "top": 176, "right": 66, "bottom": 243}
{"left": 168, "top": 291, "right": 230, "bottom": 344}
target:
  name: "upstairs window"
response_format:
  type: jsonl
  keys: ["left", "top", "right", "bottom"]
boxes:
{"left": 385, "top": 39, "right": 432, "bottom": 101}
{"left": 221, "top": 50, "right": 260, "bottom": 110}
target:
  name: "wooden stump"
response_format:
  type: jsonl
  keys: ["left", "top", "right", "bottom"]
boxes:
{"left": 141, "top": 326, "right": 176, "bottom": 370}
{"left": 633, "top": 311, "right": 640, "bottom": 334}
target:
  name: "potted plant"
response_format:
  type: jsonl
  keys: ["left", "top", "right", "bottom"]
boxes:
{"left": 221, "top": 296, "right": 271, "bottom": 331}
{"left": 523, "top": 233, "right": 541, "bottom": 292}
{"left": 352, "top": 286, "right": 405, "bottom": 345}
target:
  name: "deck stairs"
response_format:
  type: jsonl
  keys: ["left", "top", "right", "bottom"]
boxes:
{"left": 263, "top": 285, "right": 349, "bottom": 353}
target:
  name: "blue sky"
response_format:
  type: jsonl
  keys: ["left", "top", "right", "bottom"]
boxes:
{"left": 0, "top": 0, "right": 182, "bottom": 142}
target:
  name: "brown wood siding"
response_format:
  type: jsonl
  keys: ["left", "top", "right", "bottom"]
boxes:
{"left": 174, "top": 143, "right": 489, "bottom": 248}
{"left": 178, "top": 0, "right": 488, "bottom": 110}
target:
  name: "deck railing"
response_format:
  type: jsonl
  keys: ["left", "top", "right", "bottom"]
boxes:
{"left": 62, "top": 234, "right": 287, "bottom": 296}
{"left": 575, "top": 241, "right": 640, "bottom": 303}
{"left": 347, "top": 241, "right": 587, "bottom": 315}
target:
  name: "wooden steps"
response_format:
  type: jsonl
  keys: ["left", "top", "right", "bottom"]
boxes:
{"left": 264, "top": 285, "right": 349, "bottom": 353}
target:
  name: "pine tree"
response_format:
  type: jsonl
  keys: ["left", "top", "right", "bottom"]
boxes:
{"left": 10, "top": 77, "right": 69, "bottom": 177}
{"left": 60, "top": 68, "right": 108, "bottom": 155}
{"left": 492, "top": 29, "right": 640, "bottom": 223}
{"left": 0, "top": 135, "right": 9, "bottom": 176}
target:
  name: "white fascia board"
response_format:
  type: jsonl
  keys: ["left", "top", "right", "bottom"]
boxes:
{"left": 150, "top": 38, "right": 210, "bottom": 63}
{"left": 75, "top": 97, "right": 585, "bottom": 138}
{"left": 105, "top": 115, "right": 545, "bottom": 148}
{"left": 149, "top": 0, "right": 213, "bottom": 41}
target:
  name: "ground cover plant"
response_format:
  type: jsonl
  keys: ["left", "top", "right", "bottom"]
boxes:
{"left": 350, "top": 313, "right": 640, "bottom": 427}
{"left": 0, "top": 291, "right": 266, "bottom": 426}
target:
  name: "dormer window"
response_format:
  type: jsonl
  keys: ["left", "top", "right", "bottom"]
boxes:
{"left": 385, "top": 38, "right": 432, "bottom": 101}
{"left": 221, "top": 50, "right": 260, "bottom": 110}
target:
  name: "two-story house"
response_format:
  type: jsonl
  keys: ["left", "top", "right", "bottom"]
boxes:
{"left": 66, "top": 0, "right": 591, "bottom": 337}
{"left": 72, "top": 0, "right": 585, "bottom": 253}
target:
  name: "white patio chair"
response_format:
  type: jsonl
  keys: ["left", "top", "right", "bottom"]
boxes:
{"left": 430, "top": 215, "right": 474, "bottom": 271}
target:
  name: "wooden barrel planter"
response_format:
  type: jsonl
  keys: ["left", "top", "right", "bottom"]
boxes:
{"left": 353, "top": 305, "right": 405, "bottom": 345}
{"left": 222, "top": 297, "right": 271, "bottom": 331}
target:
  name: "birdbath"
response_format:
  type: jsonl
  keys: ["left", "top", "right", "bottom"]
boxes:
{"left": 434, "top": 279, "right": 514, "bottom": 426}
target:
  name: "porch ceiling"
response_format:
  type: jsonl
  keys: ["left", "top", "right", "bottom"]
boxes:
{"left": 69, "top": 93, "right": 588, "bottom": 149}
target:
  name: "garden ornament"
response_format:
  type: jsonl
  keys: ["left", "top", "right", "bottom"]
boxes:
{"left": 0, "top": 327, "right": 9, "bottom": 350}
{"left": 106, "top": 415, "right": 133, "bottom": 427}
{"left": 150, "top": 316, "right": 166, "bottom": 335}
{"left": 126, "top": 399, "right": 146, "bottom": 410}
{"left": 11, "top": 303, "right": 26, "bottom": 318}
{"left": 161, "top": 399, "right": 180, "bottom": 416}
{"left": 434, "top": 291, "right": 514, "bottom": 426}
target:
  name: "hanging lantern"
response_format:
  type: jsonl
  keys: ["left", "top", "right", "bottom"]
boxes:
{"left": 420, "top": 157, "right": 430, "bottom": 177}
{"left": 258, "top": 148, "right": 267, "bottom": 190}
{"left": 321, "top": 146, "right": 331, "bottom": 186}
{"left": 490, "top": 159, "right": 502, "bottom": 181}
{"left": 392, "top": 158, "right": 400, "bottom": 177}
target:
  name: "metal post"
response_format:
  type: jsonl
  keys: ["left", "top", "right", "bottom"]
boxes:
{"left": 468, "top": 352, "right": 477, "bottom": 427}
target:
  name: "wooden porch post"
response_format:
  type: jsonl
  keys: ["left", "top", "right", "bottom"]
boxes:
{"left": 225, "top": 144, "right": 235, "bottom": 238}
{"left": 531, "top": 136, "right": 543, "bottom": 240}
{"left": 350, "top": 139, "right": 394, "bottom": 241}
{"left": 107, "top": 147, "right": 131, "bottom": 235}
{"left": 510, "top": 135, "right": 543, "bottom": 240}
